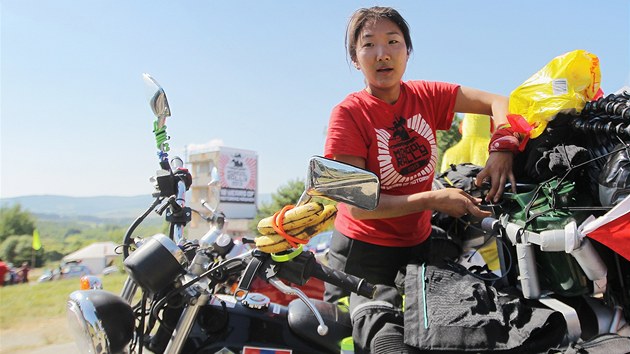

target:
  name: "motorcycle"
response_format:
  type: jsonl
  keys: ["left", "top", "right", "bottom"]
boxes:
{"left": 68, "top": 72, "right": 630, "bottom": 353}
{"left": 447, "top": 91, "right": 630, "bottom": 348}
{"left": 471, "top": 181, "right": 630, "bottom": 344}
{"left": 66, "top": 74, "right": 381, "bottom": 354}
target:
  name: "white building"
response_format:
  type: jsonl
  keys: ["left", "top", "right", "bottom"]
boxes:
{"left": 62, "top": 241, "right": 119, "bottom": 274}
{"left": 187, "top": 146, "right": 258, "bottom": 239}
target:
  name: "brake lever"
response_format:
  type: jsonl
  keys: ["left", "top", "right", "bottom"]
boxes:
{"left": 267, "top": 277, "right": 328, "bottom": 336}
{"left": 191, "top": 208, "right": 213, "bottom": 222}
{"left": 237, "top": 251, "right": 329, "bottom": 336}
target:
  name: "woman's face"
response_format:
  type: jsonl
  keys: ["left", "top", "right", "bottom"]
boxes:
{"left": 354, "top": 18, "right": 409, "bottom": 102}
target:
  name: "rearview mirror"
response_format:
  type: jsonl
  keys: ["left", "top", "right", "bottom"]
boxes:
{"left": 205, "top": 167, "right": 221, "bottom": 213}
{"left": 300, "top": 156, "right": 380, "bottom": 210}
{"left": 142, "top": 73, "right": 171, "bottom": 129}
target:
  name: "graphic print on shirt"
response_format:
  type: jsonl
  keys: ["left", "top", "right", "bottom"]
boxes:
{"left": 375, "top": 114, "right": 437, "bottom": 190}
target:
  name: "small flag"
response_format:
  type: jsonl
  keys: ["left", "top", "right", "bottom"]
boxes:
{"left": 32, "top": 229, "right": 42, "bottom": 250}
{"left": 582, "top": 195, "right": 630, "bottom": 261}
{"left": 242, "top": 346, "right": 292, "bottom": 354}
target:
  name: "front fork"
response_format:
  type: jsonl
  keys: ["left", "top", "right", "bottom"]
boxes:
{"left": 155, "top": 277, "right": 330, "bottom": 354}
{"left": 164, "top": 292, "right": 211, "bottom": 354}
{"left": 121, "top": 277, "right": 139, "bottom": 304}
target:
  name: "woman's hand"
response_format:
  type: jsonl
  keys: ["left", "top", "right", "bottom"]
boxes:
{"left": 452, "top": 86, "right": 516, "bottom": 203}
{"left": 475, "top": 151, "right": 516, "bottom": 203}
{"left": 429, "top": 188, "right": 492, "bottom": 219}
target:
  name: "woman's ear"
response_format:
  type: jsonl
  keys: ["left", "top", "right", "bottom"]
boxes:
{"left": 353, "top": 61, "right": 361, "bottom": 70}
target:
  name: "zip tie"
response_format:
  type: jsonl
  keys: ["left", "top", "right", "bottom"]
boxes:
{"left": 422, "top": 263, "right": 428, "bottom": 329}
{"left": 271, "top": 205, "right": 308, "bottom": 249}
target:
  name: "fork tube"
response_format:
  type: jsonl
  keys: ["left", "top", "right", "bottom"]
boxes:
{"left": 173, "top": 179, "right": 187, "bottom": 244}
{"left": 164, "top": 293, "right": 210, "bottom": 354}
{"left": 120, "top": 276, "right": 139, "bottom": 304}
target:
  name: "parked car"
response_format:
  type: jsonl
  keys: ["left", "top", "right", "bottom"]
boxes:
{"left": 38, "top": 264, "right": 91, "bottom": 282}
{"left": 303, "top": 230, "right": 332, "bottom": 265}
{"left": 102, "top": 265, "right": 120, "bottom": 276}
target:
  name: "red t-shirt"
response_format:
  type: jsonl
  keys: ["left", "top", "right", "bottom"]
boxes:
{"left": 324, "top": 80, "right": 459, "bottom": 247}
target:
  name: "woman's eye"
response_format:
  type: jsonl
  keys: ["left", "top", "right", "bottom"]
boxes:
{"left": 389, "top": 40, "right": 399, "bottom": 45}
{"left": 362, "top": 42, "right": 374, "bottom": 48}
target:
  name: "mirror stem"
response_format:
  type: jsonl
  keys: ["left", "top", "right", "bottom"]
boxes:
{"left": 295, "top": 191, "right": 311, "bottom": 207}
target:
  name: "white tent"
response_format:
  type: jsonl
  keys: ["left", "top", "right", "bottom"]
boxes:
{"left": 63, "top": 241, "right": 119, "bottom": 274}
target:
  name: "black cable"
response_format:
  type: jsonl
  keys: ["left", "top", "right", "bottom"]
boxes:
{"left": 555, "top": 143, "right": 628, "bottom": 189}
{"left": 138, "top": 292, "right": 147, "bottom": 354}
{"left": 123, "top": 197, "right": 163, "bottom": 259}
{"left": 148, "top": 258, "right": 244, "bottom": 324}
{"left": 453, "top": 212, "right": 514, "bottom": 284}
{"left": 447, "top": 236, "right": 512, "bottom": 284}
{"left": 129, "top": 291, "right": 149, "bottom": 354}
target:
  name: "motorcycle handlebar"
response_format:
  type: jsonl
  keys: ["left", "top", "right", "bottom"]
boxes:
{"left": 310, "top": 262, "right": 376, "bottom": 299}
{"left": 481, "top": 217, "right": 501, "bottom": 234}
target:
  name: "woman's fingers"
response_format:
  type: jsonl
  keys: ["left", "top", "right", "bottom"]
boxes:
{"left": 468, "top": 205, "right": 492, "bottom": 218}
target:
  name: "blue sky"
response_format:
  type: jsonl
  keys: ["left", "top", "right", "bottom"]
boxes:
{"left": 1, "top": 0, "right": 628, "bottom": 198}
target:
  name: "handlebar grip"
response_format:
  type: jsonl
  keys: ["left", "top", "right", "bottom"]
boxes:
{"left": 237, "top": 256, "right": 263, "bottom": 292}
{"left": 311, "top": 263, "right": 375, "bottom": 299}
{"left": 481, "top": 217, "right": 500, "bottom": 233}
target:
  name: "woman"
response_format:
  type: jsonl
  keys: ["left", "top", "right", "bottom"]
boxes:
{"left": 324, "top": 6, "right": 517, "bottom": 352}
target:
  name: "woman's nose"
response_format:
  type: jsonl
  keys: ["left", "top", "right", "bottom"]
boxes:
{"left": 376, "top": 45, "right": 390, "bottom": 61}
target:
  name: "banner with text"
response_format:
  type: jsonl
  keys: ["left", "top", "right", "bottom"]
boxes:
{"left": 218, "top": 148, "right": 257, "bottom": 204}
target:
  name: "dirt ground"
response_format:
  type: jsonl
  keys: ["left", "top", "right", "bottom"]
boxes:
{"left": 0, "top": 317, "right": 78, "bottom": 354}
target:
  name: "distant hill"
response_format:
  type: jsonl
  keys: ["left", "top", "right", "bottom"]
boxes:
{"left": 1, "top": 195, "right": 155, "bottom": 221}
{"left": 1, "top": 193, "right": 273, "bottom": 222}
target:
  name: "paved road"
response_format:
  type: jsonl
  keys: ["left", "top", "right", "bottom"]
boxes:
{"left": 24, "top": 341, "right": 157, "bottom": 354}
{"left": 10, "top": 342, "right": 79, "bottom": 354}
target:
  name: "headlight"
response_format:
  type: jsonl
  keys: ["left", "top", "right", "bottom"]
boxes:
{"left": 67, "top": 290, "right": 134, "bottom": 354}
{"left": 124, "top": 233, "right": 188, "bottom": 293}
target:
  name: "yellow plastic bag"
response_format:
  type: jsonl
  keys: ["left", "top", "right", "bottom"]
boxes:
{"left": 509, "top": 50, "right": 601, "bottom": 138}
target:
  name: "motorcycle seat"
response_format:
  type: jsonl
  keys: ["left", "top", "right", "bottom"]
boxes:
{"left": 287, "top": 298, "right": 352, "bottom": 352}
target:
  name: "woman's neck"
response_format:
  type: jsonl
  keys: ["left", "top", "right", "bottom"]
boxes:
{"left": 366, "top": 84, "right": 401, "bottom": 105}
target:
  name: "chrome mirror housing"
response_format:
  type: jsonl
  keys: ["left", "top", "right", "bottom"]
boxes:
{"left": 142, "top": 73, "right": 171, "bottom": 129}
{"left": 300, "top": 156, "right": 380, "bottom": 210}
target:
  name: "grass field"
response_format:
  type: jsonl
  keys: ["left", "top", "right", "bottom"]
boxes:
{"left": 0, "top": 269, "right": 128, "bottom": 353}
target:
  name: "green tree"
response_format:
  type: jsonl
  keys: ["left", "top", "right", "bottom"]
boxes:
{"left": 44, "top": 249, "right": 64, "bottom": 263}
{"left": 63, "top": 234, "right": 90, "bottom": 254}
{"left": 436, "top": 113, "right": 463, "bottom": 171}
{"left": 0, "top": 204, "right": 36, "bottom": 243}
{"left": 0, "top": 235, "right": 42, "bottom": 265}
{"left": 250, "top": 179, "right": 305, "bottom": 234}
